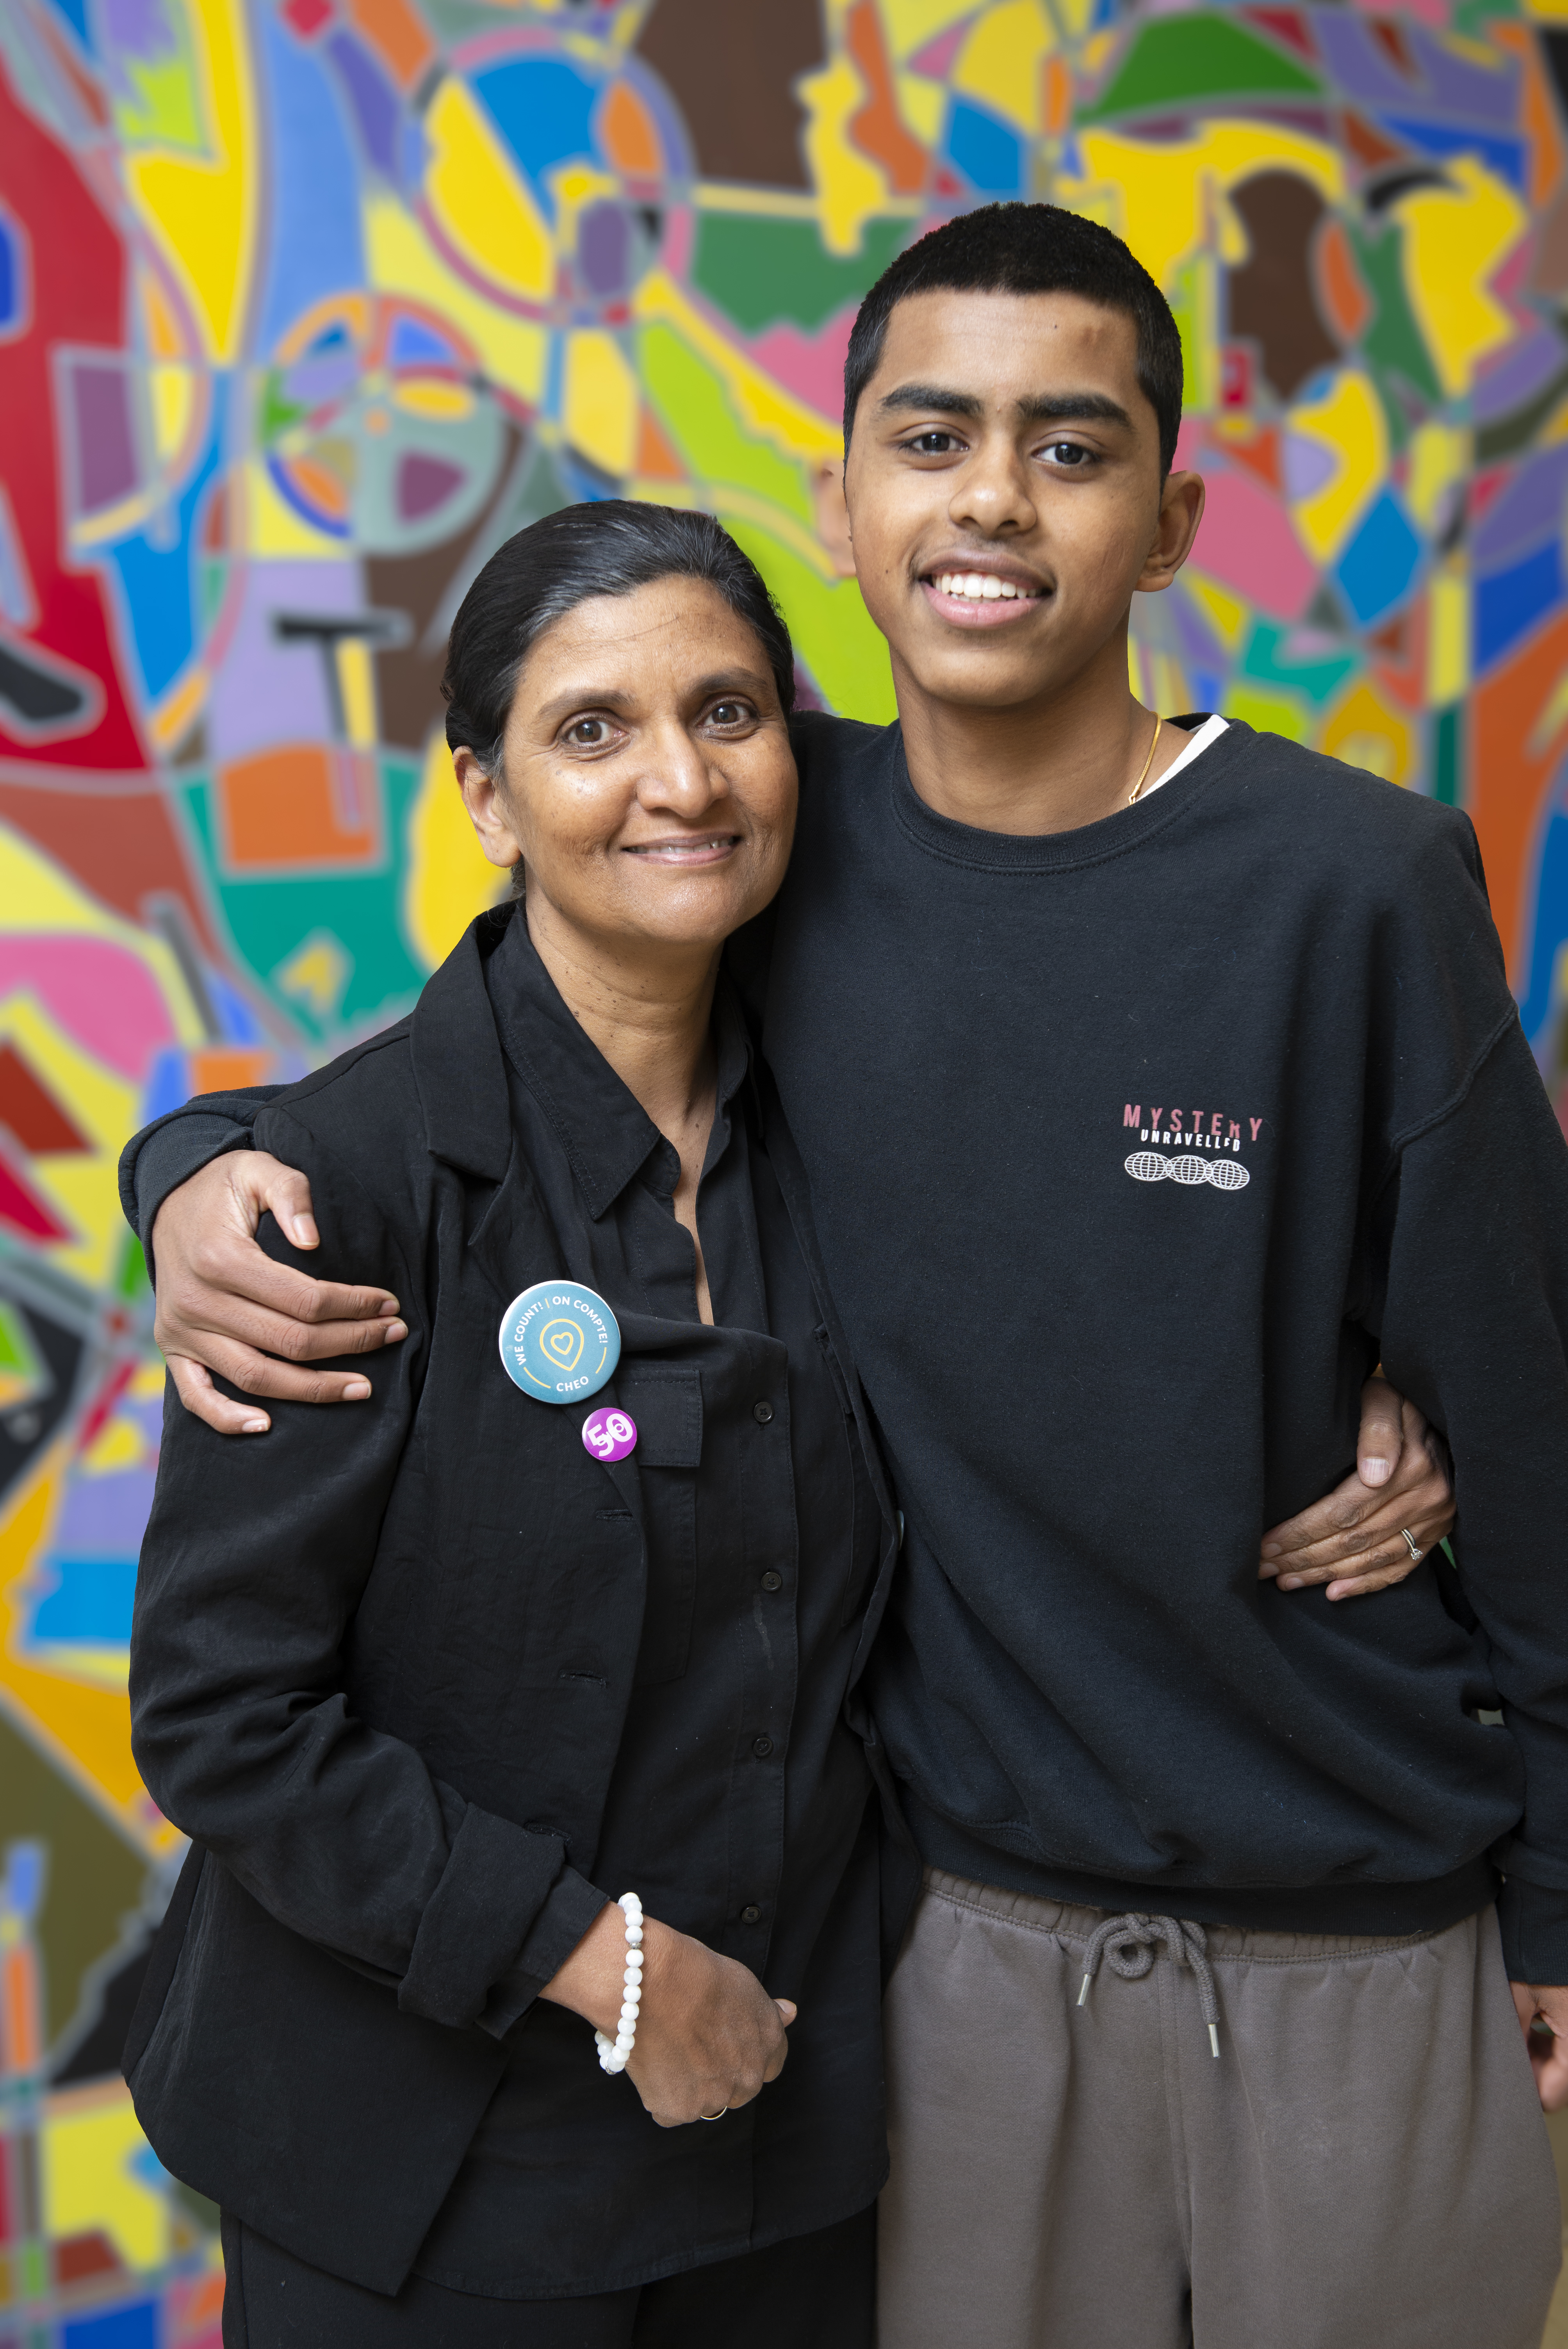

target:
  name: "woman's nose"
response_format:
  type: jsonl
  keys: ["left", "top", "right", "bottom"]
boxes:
{"left": 634, "top": 725, "right": 725, "bottom": 814}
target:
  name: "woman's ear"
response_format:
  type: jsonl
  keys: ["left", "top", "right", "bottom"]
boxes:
{"left": 453, "top": 747, "right": 525, "bottom": 875}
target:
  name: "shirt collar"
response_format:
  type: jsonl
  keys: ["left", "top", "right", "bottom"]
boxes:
{"left": 484, "top": 902, "right": 752, "bottom": 1223}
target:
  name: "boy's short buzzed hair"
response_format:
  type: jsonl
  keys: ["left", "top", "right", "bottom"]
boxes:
{"left": 843, "top": 202, "right": 1185, "bottom": 477}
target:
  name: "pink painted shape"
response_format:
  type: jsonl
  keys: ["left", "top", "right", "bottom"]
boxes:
{"left": 752, "top": 307, "right": 855, "bottom": 426}
{"left": 1190, "top": 466, "right": 1317, "bottom": 622}
{"left": 1350, "top": 0, "right": 1449, "bottom": 26}
{"left": 0, "top": 938, "right": 176, "bottom": 1080}
{"left": 909, "top": 16, "right": 977, "bottom": 77}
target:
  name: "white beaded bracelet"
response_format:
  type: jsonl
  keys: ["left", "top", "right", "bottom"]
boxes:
{"left": 594, "top": 1892, "right": 644, "bottom": 2074}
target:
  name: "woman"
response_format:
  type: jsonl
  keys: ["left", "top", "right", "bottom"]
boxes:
{"left": 127, "top": 504, "right": 907, "bottom": 2346}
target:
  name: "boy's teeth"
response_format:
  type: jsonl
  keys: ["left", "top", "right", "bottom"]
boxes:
{"left": 936, "top": 572, "right": 1022, "bottom": 601}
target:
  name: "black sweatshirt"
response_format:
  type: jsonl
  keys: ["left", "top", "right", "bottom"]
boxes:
{"left": 124, "top": 714, "right": 1568, "bottom": 1977}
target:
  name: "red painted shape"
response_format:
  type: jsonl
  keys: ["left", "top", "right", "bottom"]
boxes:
{"left": 73, "top": 1357, "right": 135, "bottom": 1460}
{"left": 282, "top": 0, "right": 334, "bottom": 36}
{"left": 0, "top": 774, "right": 217, "bottom": 952}
{"left": 0, "top": 55, "right": 146, "bottom": 770}
{"left": 1242, "top": 7, "right": 1317, "bottom": 63}
{"left": 0, "top": 1144, "right": 70, "bottom": 1242}
{"left": 0, "top": 1042, "right": 89, "bottom": 1153}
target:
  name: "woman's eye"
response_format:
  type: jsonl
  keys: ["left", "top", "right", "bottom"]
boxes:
{"left": 564, "top": 717, "right": 613, "bottom": 747}
{"left": 707, "top": 700, "right": 752, "bottom": 729}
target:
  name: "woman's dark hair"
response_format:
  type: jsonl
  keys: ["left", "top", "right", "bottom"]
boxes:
{"left": 843, "top": 203, "right": 1184, "bottom": 478}
{"left": 442, "top": 501, "right": 795, "bottom": 774}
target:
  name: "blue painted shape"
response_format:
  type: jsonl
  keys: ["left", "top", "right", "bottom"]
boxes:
{"left": 3, "top": 1841, "right": 45, "bottom": 1924}
{"left": 207, "top": 968, "right": 265, "bottom": 1042}
{"left": 105, "top": 379, "right": 227, "bottom": 701}
{"left": 1377, "top": 114, "right": 1526, "bottom": 193}
{"left": 0, "top": 215, "right": 17, "bottom": 331}
{"left": 475, "top": 58, "right": 599, "bottom": 193}
{"left": 1475, "top": 539, "right": 1562, "bottom": 672}
{"left": 1335, "top": 491, "right": 1422, "bottom": 625}
{"left": 948, "top": 99, "right": 1023, "bottom": 194}
{"left": 43, "top": 0, "right": 92, "bottom": 50}
{"left": 63, "top": 2303, "right": 159, "bottom": 2349}
{"left": 1518, "top": 786, "right": 1568, "bottom": 1046}
{"left": 255, "top": 11, "right": 364, "bottom": 355}
{"left": 325, "top": 28, "right": 401, "bottom": 180}
{"left": 32, "top": 1558, "right": 137, "bottom": 1643}
{"left": 389, "top": 314, "right": 459, "bottom": 369}
{"left": 141, "top": 1045, "right": 192, "bottom": 1121}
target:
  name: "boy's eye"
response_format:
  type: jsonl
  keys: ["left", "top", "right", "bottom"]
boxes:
{"left": 905, "top": 431, "right": 962, "bottom": 456}
{"left": 1046, "top": 442, "right": 1091, "bottom": 467}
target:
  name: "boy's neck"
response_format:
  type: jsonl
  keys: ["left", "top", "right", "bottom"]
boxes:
{"left": 893, "top": 625, "right": 1183, "bottom": 838}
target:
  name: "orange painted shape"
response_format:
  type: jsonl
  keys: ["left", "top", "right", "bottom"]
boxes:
{"left": 289, "top": 454, "right": 351, "bottom": 521}
{"left": 345, "top": 0, "right": 433, "bottom": 87}
{"left": 1042, "top": 53, "right": 1073, "bottom": 136}
{"left": 599, "top": 79, "right": 661, "bottom": 177}
{"left": 1471, "top": 609, "right": 1568, "bottom": 986}
{"left": 846, "top": 0, "right": 928, "bottom": 195}
{"left": 1343, "top": 109, "right": 1406, "bottom": 171}
{"left": 1315, "top": 217, "right": 1372, "bottom": 344}
{"left": 635, "top": 407, "right": 686, "bottom": 480}
{"left": 188, "top": 1048, "right": 273, "bottom": 1094}
{"left": 1226, "top": 427, "right": 1281, "bottom": 490}
{"left": 218, "top": 746, "right": 380, "bottom": 869}
{"left": 1493, "top": 24, "right": 1565, "bottom": 210}
{"left": 3, "top": 1944, "right": 41, "bottom": 2073}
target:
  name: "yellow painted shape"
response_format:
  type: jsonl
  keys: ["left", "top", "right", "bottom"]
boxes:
{"left": 634, "top": 271, "right": 842, "bottom": 458}
{"left": 392, "top": 378, "right": 474, "bottom": 422}
{"left": 80, "top": 1417, "right": 146, "bottom": 1476}
{"left": 403, "top": 726, "right": 506, "bottom": 973}
{"left": 44, "top": 2080, "right": 170, "bottom": 2274}
{"left": 139, "top": 265, "right": 186, "bottom": 360}
{"left": 364, "top": 195, "right": 547, "bottom": 405}
{"left": 233, "top": 456, "right": 342, "bottom": 557}
{"left": 1395, "top": 155, "right": 1527, "bottom": 400}
{"left": 894, "top": 70, "right": 945, "bottom": 145}
{"left": 881, "top": 0, "right": 978, "bottom": 62}
{"left": 1322, "top": 679, "right": 1413, "bottom": 785}
{"left": 0, "top": 825, "right": 205, "bottom": 1042}
{"left": 1286, "top": 369, "right": 1386, "bottom": 565}
{"left": 1228, "top": 685, "right": 1310, "bottom": 744}
{"left": 30, "top": 1644, "right": 132, "bottom": 1695}
{"left": 275, "top": 933, "right": 352, "bottom": 1021}
{"left": 953, "top": 0, "right": 1054, "bottom": 134}
{"left": 1184, "top": 570, "right": 1249, "bottom": 652}
{"left": 564, "top": 330, "right": 638, "bottom": 475}
{"left": 125, "top": 0, "right": 256, "bottom": 365}
{"left": 1531, "top": 672, "right": 1568, "bottom": 757}
{"left": 0, "top": 1444, "right": 173, "bottom": 1858}
{"left": 1526, "top": 0, "right": 1568, "bottom": 20}
{"left": 335, "top": 639, "right": 378, "bottom": 750}
{"left": 1066, "top": 122, "right": 1343, "bottom": 298}
{"left": 1406, "top": 421, "right": 1470, "bottom": 530}
{"left": 798, "top": 51, "right": 892, "bottom": 257}
{"left": 1427, "top": 558, "right": 1470, "bottom": 704}
{"left": 148, "top": 666, "right": 208, "bottom": 751}
{"left": 0, "top": 995, "right": 135, "bottom": 1290}
{"left": 149, "top": 363, "right": 194, "bottom": 462}
{"left": 424, "top": 76, "right": 554, "bottom": 303}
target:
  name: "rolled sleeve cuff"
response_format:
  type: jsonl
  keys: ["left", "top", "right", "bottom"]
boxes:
{"left": 479, "top": 1867, "right": 612, "bottom": 2041}
{"left": 1497, "top": 1872, "right": 1568, "bottom": 1984}
{"left": 397, "top": 1805, "right": 569, "bottom": 2030}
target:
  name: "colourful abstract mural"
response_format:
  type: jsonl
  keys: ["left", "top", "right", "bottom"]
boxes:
{"left": 1, "top": 0, "right": 1567, "bottom": 2330}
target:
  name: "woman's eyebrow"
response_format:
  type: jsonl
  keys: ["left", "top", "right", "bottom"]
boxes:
{"left": 535, "top": 669, "right": 772, "bottom": 725}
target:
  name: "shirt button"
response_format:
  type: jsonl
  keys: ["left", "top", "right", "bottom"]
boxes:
{"left": 752, "top": 1735, "right": 773, "bottom": 1758}
{"left": 740, "top": 1905, "right": 761, "bottom": 1926}
{"left": 752, "top": 1400, "right": 774, "bottom": 1424}
{"left": 760, "top": 1570, "right": 783, "bottom": 1593}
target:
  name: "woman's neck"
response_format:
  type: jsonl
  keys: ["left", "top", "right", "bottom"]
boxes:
{"left": 523, "top": 896, "right": 720, "bottom": 1165}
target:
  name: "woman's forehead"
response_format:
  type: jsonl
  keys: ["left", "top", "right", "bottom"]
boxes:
{"left": 518, "top": 579, "right": 769, "bottom": 692}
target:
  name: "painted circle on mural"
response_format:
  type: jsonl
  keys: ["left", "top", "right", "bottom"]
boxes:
{"left": 416, "top": 26, "right": 694, "bottom": 327}
{"left": 258, "top": 291, "right": 507, "bottom": 554}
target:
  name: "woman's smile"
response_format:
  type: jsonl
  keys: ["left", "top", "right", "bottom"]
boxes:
{"left": 621, "top": 832, "right": 743, "bottom": 865}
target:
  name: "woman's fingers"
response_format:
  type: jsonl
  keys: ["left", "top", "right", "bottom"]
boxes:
{"left": 1353, "top": 1374, "right": 1405, "bottom": 1488}
{"left": 1260, "top": 1397, "right": 1455, "bottom": 1598}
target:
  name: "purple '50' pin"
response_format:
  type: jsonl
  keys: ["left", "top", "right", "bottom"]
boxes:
{"left": 583, "top": 1406, "right": 637, "bottom": 1463}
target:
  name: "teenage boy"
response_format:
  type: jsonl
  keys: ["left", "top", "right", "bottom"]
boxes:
{"left": 121, "top": 207, "right": 1561, "bottom": 2347}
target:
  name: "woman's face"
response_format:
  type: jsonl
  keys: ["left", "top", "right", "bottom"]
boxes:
{"left": 455, "top": 576, "right": 797, "bottom": 959}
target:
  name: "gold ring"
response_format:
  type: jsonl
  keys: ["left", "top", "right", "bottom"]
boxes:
{"left": 1401, "top": 1528, "right": 1424, "bottom": 1563}
{"left": 699, "top": 2107, "right": 727, "bottom": 2121}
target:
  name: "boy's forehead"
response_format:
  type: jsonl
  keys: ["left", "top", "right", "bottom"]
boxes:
{"left": 873, "top": 287, "right": 1142, "bottom": 405}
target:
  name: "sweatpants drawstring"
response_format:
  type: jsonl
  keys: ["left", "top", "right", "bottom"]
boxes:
{"left": 1076, "top": 1912, "right": 1222, "bottom": 2057}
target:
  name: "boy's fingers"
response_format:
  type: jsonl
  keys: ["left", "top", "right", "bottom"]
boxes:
{"left": 166, "top": 1334, "right": 375, "bottom": 1409}
{"left": 232, "top": 1155, "right": 320, "bottom": 1251}
{"left": 1354, "top": 1375, "right": 1404, "bottom": 1487}
{"left": 166, "top": 1355, "right": 272, "bottom": 1435}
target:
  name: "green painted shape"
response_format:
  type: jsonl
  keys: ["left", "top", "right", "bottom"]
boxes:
{"left": 1351, "top": 225, "right": 1443, "bottom": 407}
{"left": 1242, "top": 620, "right": 1356, "bottom": 709}
{"left": 1431, "top": 702, "right": 1461, "bottom": 806}
{"left": 721, "top": 516, "right": 897, "bottom": 725}
{"left": 258, "top": 370, "right": 306, "bottom": 447}
{"left": 114, "top": 1232, "right": 151, "bottom": 1304}
{"left": 0, "top": 1297, "right": 43, "bottom": 1385}
{"left": 112, "top": 30, "right": 206, "bottom": 152}
{"left": 178, "top": 757, "right": 429, "bottom": 1046}
{"left": 1228, "top": 684, "right": 1310, "bottom": 743}
{"left": 691, "top": 214, "right": 910, "bottom": 338}
{"left": 638, "top": 321, "right": 815, "bottom": 525}
{"left": 1081, "top": 12, "right": 1320, "bottom": 119}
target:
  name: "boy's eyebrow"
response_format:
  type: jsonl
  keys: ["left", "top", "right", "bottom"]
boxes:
{"left": 877, "top": 385, "right": 1135, "bottom": 431}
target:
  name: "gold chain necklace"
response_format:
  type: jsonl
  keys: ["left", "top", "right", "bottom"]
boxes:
{"left": 1127, "top": 715, "right": 1164, "bottom": 806}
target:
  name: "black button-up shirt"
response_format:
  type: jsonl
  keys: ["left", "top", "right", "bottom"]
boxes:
{"left": 408, "top": 911, "right": 887, "bottom": 2296}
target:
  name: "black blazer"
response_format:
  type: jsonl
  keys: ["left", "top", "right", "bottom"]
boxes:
{"left": 124, "top": 920, "right": 905, "bottom": 2296}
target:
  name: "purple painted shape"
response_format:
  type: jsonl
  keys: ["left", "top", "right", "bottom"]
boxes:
{"left": 582, "top": 1406, "right": 637, "bottom": 1463}
{"left": 325, "top": 29, "right": 401, "bottom": 178}
{"left": 207, "top": 558, "right": 361, "bottom": 761}
{"left": 69, "top": 363, "right": 139, "bottom": 512}
{"left": 100, "top": 0, "right": 177, "bottom": 87}
{"left": 48, "top": 1468, "right": 158, "bottom": 1556}
{"left": 1471, "top": 444, "right": 1568, "bottom": 572}
{"left": 397, "top": 452, "right": 464, "bottom": 520}
{"left": 1473, "top": 327, "right": 1567, "bottom": 424}
{"left": 578, "top": 201, "right": 631, "bottom": 298}
{"left": 1283, "top": 431, "right": 1337, "bottom": 501}
{"left": 1313, "top": 14, "right": 1417, "bottom": 107}
{"left": 284, "top": 351, "right": 360, "bottom": 410}
{"left": 1408, "top": 23, "right": 1517, "bottom": 125}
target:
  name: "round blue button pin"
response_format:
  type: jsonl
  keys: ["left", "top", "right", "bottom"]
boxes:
{"left": 497, "top": 1280, "right": 621, "bottom": 1405}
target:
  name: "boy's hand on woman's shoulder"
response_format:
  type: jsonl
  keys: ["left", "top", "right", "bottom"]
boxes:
{"left": 1258, "top": 1378, "right": 1454, "bottom": 1601}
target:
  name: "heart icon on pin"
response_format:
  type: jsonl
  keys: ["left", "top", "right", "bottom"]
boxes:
{"left": 541, "top": 1320, "right": 585, "bottom": 1373}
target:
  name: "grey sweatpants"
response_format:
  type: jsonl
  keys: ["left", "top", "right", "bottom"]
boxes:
{"left": 877, "top": 1870, "right": 1562, "bottom": 2349}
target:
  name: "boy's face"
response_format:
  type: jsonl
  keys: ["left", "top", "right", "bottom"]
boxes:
{"left": 842, "top": 289, "right": 1203, "bottom": 716}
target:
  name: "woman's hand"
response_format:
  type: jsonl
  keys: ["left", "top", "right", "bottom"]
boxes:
{"left": 1258, "top": 1377, "right": 1454, "bottom": 1600}
{"left": 542, "top": 1904, "right": 794, "bottom": 2128}
{"left": 149, "top": 1153, "right": 407, "bottom": 1434}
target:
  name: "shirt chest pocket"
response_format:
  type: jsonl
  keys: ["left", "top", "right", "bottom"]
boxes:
{"left": 618, "top": 1366, "right": 703, "bottom": 1688}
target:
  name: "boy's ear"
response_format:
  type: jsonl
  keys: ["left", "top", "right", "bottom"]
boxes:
{"left": 811, "top": 455, "right": 857, "bottom": 579}
{"left": 1136, "top": 470, "right": 1205, "bottom": 595}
